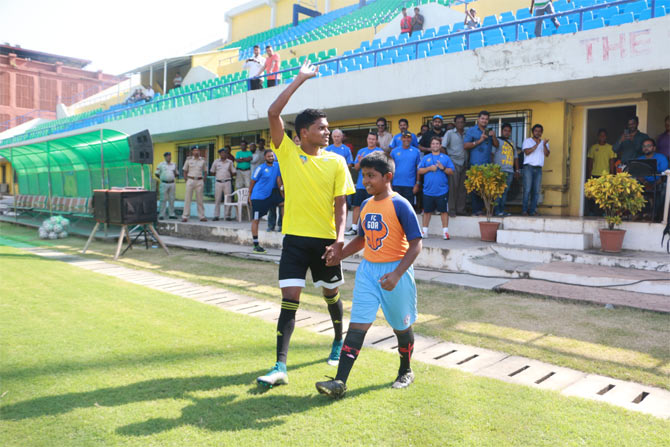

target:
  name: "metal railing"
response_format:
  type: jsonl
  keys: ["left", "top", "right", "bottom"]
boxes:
{"left": 2, "top": 0, "right": 660, "bottom": 146}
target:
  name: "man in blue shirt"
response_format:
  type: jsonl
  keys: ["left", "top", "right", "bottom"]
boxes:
{"left": 635, "top": 138, "right": 668, "bottom": 221}
{"left": 249, "top": 149, "right": 283, "bottom": 253}
{"left": 418, "top": 136, "right": 455, "bottom": 240}
{"left": 389, "top": 118, "right": 419, "bottom": 150}
{"left": 325, "top": 129, "right": 354, "bottom": 167}
{"left": 345, "top": 132, "right": 383, "bottom": 235}
{"left": 391, "top": 131, "right": 422, "bottom": 208}
{"left": 464, "top": 110, "right": 499, "bottom": 215}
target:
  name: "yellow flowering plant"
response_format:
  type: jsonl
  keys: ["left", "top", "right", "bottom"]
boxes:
{"left": 464, "top": 164, "right": 508, "bottom": 221}
{"left": 584, "top": 172, "right": 646, "bottom": 230}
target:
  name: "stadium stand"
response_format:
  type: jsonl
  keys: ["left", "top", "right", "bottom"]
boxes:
{"left": 1, "top": 0, "right": 667, "bottom": 147}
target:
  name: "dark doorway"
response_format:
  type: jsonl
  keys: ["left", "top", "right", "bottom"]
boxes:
{"left": 583, "top": 105, "right": 637, "bottom": 215}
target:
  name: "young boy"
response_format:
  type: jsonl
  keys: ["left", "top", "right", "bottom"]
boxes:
{"left": 249, "top": 149, "right": 283, "bottom": 253}
{"left": 316, "top": 151, "right": 423, "bottom": 398}
{"left": 418, "top": 136, "right": 454, "bottom": 239}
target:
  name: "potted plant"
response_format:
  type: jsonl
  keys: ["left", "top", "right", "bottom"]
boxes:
{"left": 464, "top": 163, "right": 508, "bottom": 241}
{"left": 584, "top": 172, "right": 645, "bottom": 252}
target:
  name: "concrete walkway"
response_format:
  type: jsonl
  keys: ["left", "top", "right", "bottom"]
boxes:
{"left": 11, "top": 243, "right": 670, "bottom": 420}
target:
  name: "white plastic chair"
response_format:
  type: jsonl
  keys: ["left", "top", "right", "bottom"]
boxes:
{"left": 223, "top": 188, "right": 251, "bottom": 222}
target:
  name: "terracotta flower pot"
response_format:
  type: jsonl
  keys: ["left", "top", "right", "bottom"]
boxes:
{"left": 479, "top": 221, "right": 500, "bottom": 242}
{"left": 599, "top": 228, "right": 626, "bottom": 253}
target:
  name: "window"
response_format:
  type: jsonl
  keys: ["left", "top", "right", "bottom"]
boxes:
{"left": 39, "top": 78, "right": 58, "bottom": 110}
{"left": 229, "top": 133, "right": 261, "bottom": 147}
{"left": 15, "top": 74, "right": 34, "bottom": 109}
{"left": 177, "top": 141, "right": 216, "bottom": 176}
{"left": 0, "top": 72, "right": 9, "bottom": 106}
{"left": 0, "top": 113, "right": 10, "bottom": 132}
{"left": 61, "top": 81, "right": 79, "bottom": 106}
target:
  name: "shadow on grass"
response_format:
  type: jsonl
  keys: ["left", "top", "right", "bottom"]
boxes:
{"left": 0, "top": 359, "right": 324, "bottom": 421}
{"left": 116, "top": 383, "right": 388, "bottom": 435}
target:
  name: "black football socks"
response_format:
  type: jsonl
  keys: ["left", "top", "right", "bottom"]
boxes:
{"left": 324, "top": 291, "right": 343, "bottom": 342}
{"left": 335, "top": 328, "right": 366, "bottom": 383}
{"left": 276, "top": 299, "right": 299, "bottom": 363}
{"left": 395, "top": 327, "right": 415, "bottom": 374}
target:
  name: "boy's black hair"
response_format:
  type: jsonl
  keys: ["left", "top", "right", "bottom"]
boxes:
{"left": 501, "top": 122, "right": 512, "bottom": 131}
{"left": 264, "top": 149, "right": 274, "bottom": 155}
{"left": 295, "top": 108, "right": 327, "bottom": 136}
{"left": 454, "top": 114, "right": 466, "bottom": 122}
{"left": 532, "top": 124, "right": 544, "bottom": 132}
{"left": 360, "top": 151, "right": 395, "bottom": 176}
{"left": 642, "top": 137, "right": 656, "bottom": 147}
{"left": 398, "top": 118, "right": 409, "bottom": 125}
{"left": 478, "top": 110, "right": 490, "bottom": 118}
{"left": 597, "top": 128, "right": 607, "bottom": 135}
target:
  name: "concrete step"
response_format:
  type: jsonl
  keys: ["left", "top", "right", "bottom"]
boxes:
{"left": 462, "top": 252, "right": 540, "bottom": 279}
{"left": 492, "top": 244, "right": 670, "bottom": 273}
{"left": 497, "top": 229, "right": 593, "bottom": 250}
{"left": 529, "top": 262, "right": 670, "bottom": 296}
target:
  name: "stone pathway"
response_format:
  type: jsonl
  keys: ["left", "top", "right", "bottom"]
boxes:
{"left": 12, "top": 244, "right": 670, "bottom": 420}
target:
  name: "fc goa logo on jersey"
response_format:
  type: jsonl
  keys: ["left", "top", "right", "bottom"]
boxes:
{"left": 363, "top": 213, "right": 388, "bottom": 251}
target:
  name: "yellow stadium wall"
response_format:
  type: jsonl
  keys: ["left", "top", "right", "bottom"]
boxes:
{"left": 192, "top": 49, "right": 240, "bottom": 77}
{"left": 1, "top": 160, "right": 15, "bottom": 195}
{"left": 231, "top": 5, "right": 273, "bottom": 42}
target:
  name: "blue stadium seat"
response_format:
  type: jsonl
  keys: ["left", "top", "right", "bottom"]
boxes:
{"left": 500, "top": 11, "right": 516, "bottom": 23}
{"left": 452, "top": 22, "right": 465, "bottom": 32}
{"left": 370, "top": 39, "right": 382, "bottom": 49}
{"left": 360, "top": 40, "right": 370, "bottom": 50}
{"left": 639, "top": 6, "right": 667, "bottom": 20}
{"left": 553, "top": 0, "right": 575, "bottom": 12}
{"left": 418, "top": 41, "right": 431, "bottom": 54}
{"left": 423, "top": 28, "right": 436, "bottom": 39}
{"left": 557, "top": 22, "right": 578, "bottom": 34}
{"left": 622, "top": 0, "right": 647, "bottom": 17}
{"left": 583, "top": 17, "right": 605, "bottom": 30}
{"left": 574, "top": 0, "right": 596, "bottom": 7}
{"left": 502, "top": 25, "right": 517, "bottom": 41}
{"left": 394, "top": 53, "right": 410, "bottom": 64}
{"left": 469, "top": 31, "right": 484, "bottom": 42}
{"left": 516, "top": 8, "right": 531, "bottom": 19}
{"left": 397, "top": 33, "right": 409, "bottom": 43}
{"left": 378, "top": 58, "right": 392, "bottom": 67}
{"left": 482, "top": 15, "right": 498, "bottom": 26}
{"left": 437, "top": 25, "right": 450, "bottom": 36}
{"left": 483, "top": 28, "right": 503, "bottom": 41}
{"left": 541, "top": 24, "right": 556, "bottom": 36}
{"left": 609, "top": 12, "right": 635, "bottom": 25}
{"left": 447, "top": 41, "right": 464, "bottom": 53}
{"left": 595, "top": 6, "right": 619, "bottom": 24}
{"left": 518, "top": 31, "right": 530, "bottom": 40}
{"left": 407, "top": 33, "right": 421, "bottom": 43}
{"left": 469, "top": 39, "right": 483, "bottom": 50}
{"left": 428, "top": 44, "right": 445, "bottom": 57}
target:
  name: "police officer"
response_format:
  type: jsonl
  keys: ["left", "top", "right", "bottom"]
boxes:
{"left": 210, "top": 148, "right": 236, "bottom": 221}
{"left": 155, "top": 152, "right": 178, "bottom": 219}
{"left": 182, "top": 146, "right": 208, "bottom": 222}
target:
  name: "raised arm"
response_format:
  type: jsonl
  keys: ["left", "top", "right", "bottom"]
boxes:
{"left": 267, "top": 60, "right": 318, "bottom": 148}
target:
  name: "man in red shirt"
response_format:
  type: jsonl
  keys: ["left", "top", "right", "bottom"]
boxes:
{"left": 400, "top": 8, "right": 412, "bottom": 35}
{"left": 264, "top": 45, "right": 281, "bottom": 87}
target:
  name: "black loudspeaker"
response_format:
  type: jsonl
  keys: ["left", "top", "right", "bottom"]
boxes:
{"left": 93, "top": 189, "right": 109, "bottom": 223}
{"left": 107, "top": 190, "right": 157, "bottom": 224}
{"left": 128, "top": 130, "right": 154, "bottom": 164}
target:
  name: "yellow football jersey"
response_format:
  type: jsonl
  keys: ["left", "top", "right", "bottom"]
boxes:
{"left": 271, "top": 134, "right": 355, "bottom": 239}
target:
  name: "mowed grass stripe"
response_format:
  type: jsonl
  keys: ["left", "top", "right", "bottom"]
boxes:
{"left": 1, "top": 245, "right": 669, "bottom": 446}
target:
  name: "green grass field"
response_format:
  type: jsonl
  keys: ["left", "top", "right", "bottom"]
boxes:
{"left": 1, "top": 241, "right": 670, "bottom": 446}
{"left": 1, "top": 222, "right": 668, "bottom": 391}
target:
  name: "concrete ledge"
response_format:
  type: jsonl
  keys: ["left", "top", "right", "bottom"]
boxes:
{"left": 497, "top": 229, "right": 593, "bottom": 250}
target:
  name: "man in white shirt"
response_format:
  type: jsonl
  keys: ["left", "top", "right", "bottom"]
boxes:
{"left": 154, "top": 152, "right": 178, "bottom": 219}
{"left": 521, "top": 124, "right": 550, "bottom": 216}
{"left": 243, "top": 45, "right": 266, "bottom": 90}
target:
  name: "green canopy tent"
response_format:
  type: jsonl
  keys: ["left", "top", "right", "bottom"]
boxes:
{"left": 0, "top": 129, "right": 151, "bottom": 216}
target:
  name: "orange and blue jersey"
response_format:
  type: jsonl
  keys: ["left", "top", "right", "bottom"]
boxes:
{"left": 357, "top": 192, "right": 422, "bottom": 263}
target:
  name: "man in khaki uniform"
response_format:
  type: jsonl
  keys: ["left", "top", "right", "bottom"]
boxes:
{"left": 155, "top": 152, "right": 178, "bottom": 219}
{"left": 182, "top": 147, "right": 208, "bottom": 222}
{"left": 211, "top": 148, "right": 236, "bottom": 221}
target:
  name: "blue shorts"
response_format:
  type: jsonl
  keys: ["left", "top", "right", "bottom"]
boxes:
{"left": 423, "top": 194, "right": 448, "bottom": 213}
{"left": 351, "top": 259, "right": 417, "bottom": 331}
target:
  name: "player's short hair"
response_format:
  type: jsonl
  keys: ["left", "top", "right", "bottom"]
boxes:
{"left": 629, "top": 116, "right": 640, "bottom": 124}
{"left": 295, "top": 108, "right": 327, "bottom": 136}
{"left": 430, "top": 136, "right": 442, "bottom": 144}
{"left": 331, "top": 128, "right": 343, "bottom": 137}
{"left": 253, "top": 45, "right": 260, "bottom": 49}
{"left": 259, "top": 138, "right": 266, "bottom": 143}
{"left": 398, "top": 118, "right": 409, "bottom": 126}
{"left": 264, "top": 149, "right": 274, "bottom": 155}
{"left": 376, "top": 117, "right": 387, "bottom": 126}
{"left": 360, "top": 151, "right": 395, "bottom": 176}
{"left": 368, "top": 131, "right": 378, "bottom": 139}
{"left": 532, "top": 124, "right": 544, "bottom": 132}
{"left": 502, "top": 122, "right": 512, "bottom": 131}
{"left": 478, "top": 110, "right": 490, "bottom": 118}
{"left": 597, "top": 128, "right": 607, "bottom": 135}
{"left": 454, "top": 114, "right": 466, "bottom": 122}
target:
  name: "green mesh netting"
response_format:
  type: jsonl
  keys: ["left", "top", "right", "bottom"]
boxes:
{"left": 0, "top": 129, "right": 151, "bottom": 197}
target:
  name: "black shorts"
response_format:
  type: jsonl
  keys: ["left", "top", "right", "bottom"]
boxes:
{"left": 352, "top": 188, "right": 370, "bottom": 207}
{"left": 423, "top": 194, "right": 448, "bottom": 213}
{"left": 278, "top": 234, "right": 344, "bottom": 290}
{"left": 251, "top": 198, "right": 273, "bottom": 220}
{"left": 393, "top": 185, "right": 415, "bottom": 205}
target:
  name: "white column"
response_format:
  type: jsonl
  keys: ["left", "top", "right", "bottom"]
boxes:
{"left": 163, "top": 60, "right": 168, "bottom": 94}
{"left": 149, "top": 65, "right": 153, "bottom": 88}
